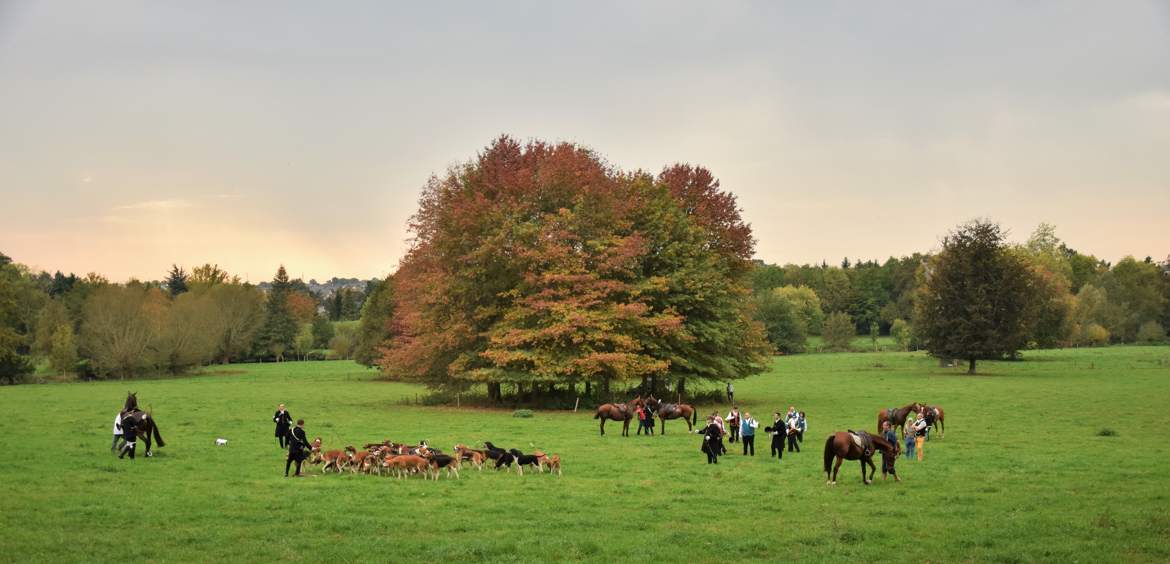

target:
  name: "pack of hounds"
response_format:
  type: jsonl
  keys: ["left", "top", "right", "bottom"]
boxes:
{"left": 308, "top": 439, "right": 562, "bottom": 479}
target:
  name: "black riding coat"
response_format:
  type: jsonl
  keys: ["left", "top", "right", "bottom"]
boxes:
{"left": 273, "top": 410, "right": 293, "bottom": 437}
{"left": 287, "top": 426, "right": 309, "bottom": 459}
{"left": 700, "top": 423, "right": 722, "bottom": 455}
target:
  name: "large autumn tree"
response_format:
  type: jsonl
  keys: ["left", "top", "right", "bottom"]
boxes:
{"left": 378, "top": 136, "right": 767, "bottom": 401}
{"left": 915, "top": 220, "right": 1033, "bottom": 374}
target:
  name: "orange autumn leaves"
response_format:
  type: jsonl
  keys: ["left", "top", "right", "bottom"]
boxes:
{"left": 378, "top": 136, "right": 767, "bottom": 389}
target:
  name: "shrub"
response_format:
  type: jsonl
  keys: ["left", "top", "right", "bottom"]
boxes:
{"left": 822, "top": 312, "right": 855, "bottom": 351}
{"left": 512, "top": 409, "right": 534, "bottom": 418}
{"left": 1136, "top": 321, "right": 1166, "bottom": 344}
{"left": 1096, "top": 428, "right": 1118, "bottom": 437}
{"left": 890, "top": 319, "right": 913, "bottom": 351}
{"left": 1080, "top": 323, "right": 1110, "bottom": 347}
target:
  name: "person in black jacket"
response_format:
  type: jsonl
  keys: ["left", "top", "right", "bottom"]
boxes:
{"left": 766, "top": 412, "right": 786, "bottom": 463}
{"left": 118, "top": 415, "right": 137, "bottom": 460}
{"left": 698, "top": 416, "right": 722, "bottom": 464}
{"left": 285, "top": 419, "right": 309, "bottom": 477}
{"left": 273, "top": 404, "right": 293, "bottom": 449}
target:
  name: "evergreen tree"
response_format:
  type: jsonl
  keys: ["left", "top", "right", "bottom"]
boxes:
{"left": 353, "top": 276, "right": 394, "bottom": 367}
{"left": 255, "top": 266, "right": 298, "bottom": 361}
{"left": 915, "top": 220, "right": 1032, "bottom": 374}
{"left": 165, "top": 264, "right": 189, "bottom": 297}
{"left": 310, "top": 315, "right": 334, "bottom": 349}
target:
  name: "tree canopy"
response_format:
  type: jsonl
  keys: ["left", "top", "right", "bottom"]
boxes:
{"left": 376, "top": 136, "right": 768, "bottom": 400}
{"left": 915, "top": 220, "right": 1033, "bottom": 373}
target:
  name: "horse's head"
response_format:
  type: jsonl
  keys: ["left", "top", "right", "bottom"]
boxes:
{"left": 644, "top": 396, "right": 659, "bottom": 411}
{"left": 123, "top": 392, "right": 139, "bottom": 413}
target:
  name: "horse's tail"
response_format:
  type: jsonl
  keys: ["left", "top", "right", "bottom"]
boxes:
{"left": 152, "top": 419, "right": 165, "bottom": 447}
{"left": 593, "top": 407, "right": 602, "bottom": 420}
{"left": 691, "top": 406, "right": 697, "bottom": 427}
{"left": 823, "top": 434, "right": 835, "bottom": 476}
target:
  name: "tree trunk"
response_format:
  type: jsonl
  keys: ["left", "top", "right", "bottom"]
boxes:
{"left": 677, "top": 377, "right": 686, "bottom": 399}
{"left": 967, "top": 358, "right": 976, "bottom": 374}
{"left": 584, "top": 381, "right": 592, "bottom": 397}
{"left": 488, "top": 382, "right": 501, "bottom": 403}
{"left": 601, "top": 378, "right": 610, "bottom": 398}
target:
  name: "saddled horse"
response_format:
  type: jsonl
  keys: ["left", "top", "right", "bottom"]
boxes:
{"left": 878, "top": 402, "right": 925, "bottom": 439}
{"left": 921, "top": 404, "right": 945, "bottom": 439}
{"left": 593, "top": 396, "right": 642, "bottom": 436}
{"left": 644, "top": 396, "right": 697, "bottom": 434}
{"left": 120, "top": 392, "right": 166, "bottom": 457}
{"left": 823, "top": 430, "right": 899, "bottom": 485}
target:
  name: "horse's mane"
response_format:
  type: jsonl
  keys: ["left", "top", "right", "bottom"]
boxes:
{"left": 124, "top": 393, "right": 139, "bottom": 413}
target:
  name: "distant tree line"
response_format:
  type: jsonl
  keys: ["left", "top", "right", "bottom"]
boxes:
{"left": 747, "top": 222, "right": 1170, "bottom": 361}
{"left": 0, "top": 255, "right": 379, "bottom": 383}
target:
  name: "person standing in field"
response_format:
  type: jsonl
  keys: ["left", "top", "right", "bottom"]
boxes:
{"left": 712, "top": 411, "right": 727, "bottom": 454}
{"left": 881, "top": 421, "right": 900, "bottom": 481}
{"left": 740, "top": 411, "right": 759, "bottom": 456}
{"left": 726, "top": 406, "right": 741, "bottom": 444}
{"left": 111, "top": 412, "right": 124, "bottom": 453}
{"left": 912, "top": 412, "right": 929, "bottom": 462}
{"left": 636, "top": 403, "right": 653, "bottom": 436}
{"left": 726, "top": 382, "right": 734, "bottom": 403}
{"left": 117, "top": 416, "right": 137, "bottom": 460}
{"left": 796, "top": 411, "right": 807, "bottom": 444}
{"left": 644, "top": 404, "right": 655, "bottom": 436}
{"left": 699, "top": 416, "right": 722, "bottom": 464}
{"left": 285, "top": 419, "right": 310, "bottom": 477}
{"left": 903, "top": 416, "right": 916, "bottom": 459}
{"left": 786, "top": 412, "right": 801, "bottom": 453}
{"left": 767, "top": 412, "right": 786, "bottom": 462}
{"left": 273, "top": 403, "right": 293, "bottom": 449}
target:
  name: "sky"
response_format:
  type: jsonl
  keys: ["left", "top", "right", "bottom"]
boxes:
{"left": 1, "top": 2, "right": 1167, "bottom": 282}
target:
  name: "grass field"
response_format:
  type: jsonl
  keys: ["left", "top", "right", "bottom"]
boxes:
{"left": 2, "top": 347, "right": 1170, "bottom": 562}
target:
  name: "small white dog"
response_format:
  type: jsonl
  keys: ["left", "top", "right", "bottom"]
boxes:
{"left": 215, "top": 438, "right": 229, "bottom": 446}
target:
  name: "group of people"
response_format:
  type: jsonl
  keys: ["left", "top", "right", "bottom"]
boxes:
{"left": 274, "top": 403, "right": 312, "bottom": 477}
{"left": 903, "top": 410, "right": 930, "bottom": 462}
{"left": 698, "top": 405, "right": 807, "bottom": 464}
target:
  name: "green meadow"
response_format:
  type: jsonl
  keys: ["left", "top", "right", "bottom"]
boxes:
{"left": 2, "top": 346, "right": 1169, "bottom": 562}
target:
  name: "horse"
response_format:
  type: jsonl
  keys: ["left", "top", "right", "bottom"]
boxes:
{"left": 644, "top": 396, "right": 697, "bottom": 434}
{"left": 877, "top": 402, "right": 924, "bottom": 439}
{"left": 593, "top": 396, "right": 642, "bottom": 436}
{"left": 120, "top": 392, "right": 166, "bottom": 457}
{"left": 823, "top": 431, "right": 899, "bottom": 485}
{"left": 921, "top": 404, "right": 945, "bottom": 439}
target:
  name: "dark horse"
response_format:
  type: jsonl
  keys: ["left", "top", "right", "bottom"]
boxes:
{"left": 878, "top": 402, "right": 924, "bottom": 439}
{"left": 644, "top": 396, "right": 697, "bottom": 434}
{"left": 823, "top": 431, "right": 899, "bottom": 485}
{"left": 593, "top": 396, "right": 642, "bottom": 436}
{"left": 922, "top": 404, "right": 945, "bottom": 439}
{"left": 121, "top": 392, "right": 166, "bottom": 457}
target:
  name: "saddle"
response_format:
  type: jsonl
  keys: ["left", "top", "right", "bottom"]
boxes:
{"left": 847, "top": 430, "right": 875, "bottom": 457}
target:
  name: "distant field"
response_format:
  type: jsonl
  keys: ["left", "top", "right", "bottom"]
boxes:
{"left": 2, "top": 347, "right": 1169, "bottom": 562}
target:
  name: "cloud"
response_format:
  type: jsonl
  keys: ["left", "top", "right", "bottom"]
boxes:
{"left": 114, "top": 199, "right": 197, "bottom": 211}
{"left": 214, "top": 193, "right": 244, "bottom": 200}
{"left": 1124, "top": 91, "right": 1170, "bottom": 112}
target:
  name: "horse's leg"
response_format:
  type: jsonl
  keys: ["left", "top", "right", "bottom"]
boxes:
{"left": 831, "top": 457, "right": 842, "bottom": 485}
{"left": 861, "top": 458, "right": 870, "bottom": 485}
{"left": 599, "top": 416, "right": 606, "bottom": 436}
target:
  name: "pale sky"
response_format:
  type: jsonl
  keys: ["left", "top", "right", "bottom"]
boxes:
{"left": 1, "top": 2, "right": 1167, "bottom": 282}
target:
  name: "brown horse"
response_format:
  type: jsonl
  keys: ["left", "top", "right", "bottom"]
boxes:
{"left": 922, "top": 404, "right": 945, "bottom": 439}
{"left": 593, "top": 396, "right": 642, "bottom": 436}
{"left": 823, "top": 431, "right": 899, "bottom": 485}
{"left": 644, "top": 396, "right": 697, "bottom": 434}
{"left": 878, "top": 402, "right": 924, "bottom": 439}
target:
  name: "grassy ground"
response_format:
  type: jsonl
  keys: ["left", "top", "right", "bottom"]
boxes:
{"left": 2, "top": 347, "right": 1169, "bottom": 562}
